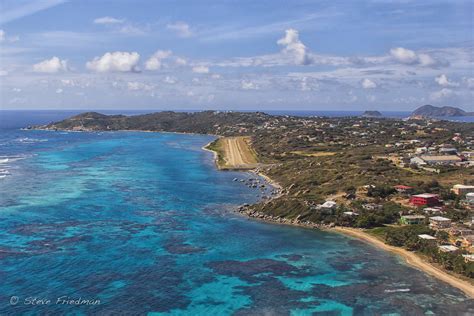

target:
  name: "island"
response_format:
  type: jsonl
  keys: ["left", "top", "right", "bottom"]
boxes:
{"left": 361, "top": 110, "right": 383, "bottom": 118}
{"left": 411, "top": 105, "right": 474, "bottom": 118}
{"left": 36, "top": 110, "right": 474, "bottom": 297}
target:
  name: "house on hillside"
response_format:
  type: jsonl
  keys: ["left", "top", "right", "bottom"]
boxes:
{"left": 394, "top": 185, "right": 414, "bottom": 194}
{"left": 400, "top": 215, "right": 425, "bottom": 225}
{"left": 451, "top": 184, "right": 474, "bottom": 196}
{"left": 438, "top": 245, "right": 459, "bottom": 253}
{"left": 429, "top": 216, "right": 452, "bottom": 230}
{"left": 410, "top": 193, "right": 440, "bottom": 207}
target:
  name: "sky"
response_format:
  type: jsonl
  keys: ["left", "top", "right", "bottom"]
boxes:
{"left": 0, "top": 0, "right": 473, "bottom": 111}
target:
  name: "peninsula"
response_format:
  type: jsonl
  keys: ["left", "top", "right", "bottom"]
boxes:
{"left": 37, "top": 110, "right": 474, "bottom": 297}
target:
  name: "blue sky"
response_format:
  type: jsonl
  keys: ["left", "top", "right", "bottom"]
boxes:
{"left": 0, "top": 0, "right": 473, "bottom": 111}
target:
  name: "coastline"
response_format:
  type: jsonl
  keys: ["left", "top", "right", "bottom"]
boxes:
{"left": 332, "top": 227, "right": 474, "bottom": 298}
{"left": 33, "top": 127, "right": 474, "bottom": 299}
{"left": 203, "top": 143, "right": 474, "bottom": 299}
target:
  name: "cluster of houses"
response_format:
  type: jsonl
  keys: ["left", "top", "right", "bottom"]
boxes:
{"left": 408, "top": 144, "right": 474, "bottom": 170}
{"left": 399, "top": 184, "right": 474, "bottom": 262}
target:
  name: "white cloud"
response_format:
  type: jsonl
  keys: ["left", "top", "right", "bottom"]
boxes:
{"left": 0, "top": 29, "right": 19, "bottom": 43}
{"left": 430, "top": 88, "right": 454, "bottom": 101}
{"left": 164, "top": 76, "right": 177, "bottom": 84}
{"left": 241, "top": 80, "right": 258, "bottom": 90}
{"left": 192, "top": 65, "right": 209, "bottom": 74}
{"left": 144, "top": 50, "right": 172, "bottom": 70}
{"left": 86, "top": 51, "right": 140, "bottom": 72}
{"left": 166, "top": 22, "right": 192, "bottom": 38}
{"left": 55, "top": 88, "right": 63, "bottom": 94}
{"left": 0, "top": 69, "right": 8, "bottom": 76}
{"left": 434, "top": 74, "right": 459, "bottom": 87}
{"left": 390, "top": 47, "right": 418, "bottom": 64}
{"left": 390, "top": 47, "right": 443, "bottom": 68}
{"left": 277, "top": 29, "right": 312, "bottom": 65}
{"left": 175, "top": 57, "right": 187, "bottom": 66}
{"left": 361, "top": 78, "right": 377, "bottom": 89}
{"left": 93, "top": 16, "right": 124, "bottom": 25}
{"left": 33, "top": 56, "right": 68, "bottom": 73}
{"left": 127, "top": 81, "right": 153, "bottom": 91}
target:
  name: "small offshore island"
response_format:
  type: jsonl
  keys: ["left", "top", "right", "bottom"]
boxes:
{"left": 37, "top": 106, "right": 474, "bottom": 297}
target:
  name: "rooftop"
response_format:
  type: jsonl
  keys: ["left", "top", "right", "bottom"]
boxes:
{"left": 402, "top": 215, "right": 425, "bottom": 219}
{"left": 430, "top": 216, "right": 451, "bottom": 221}
{"left": 420, "top": 155, "right": 462, "bottom": 162}
{"left": 418, "top": 234, "right": 436, "bottom": 240}
{"left": 453, "top": 184, "right": 474, "bottom": 189}
{"left": 412, "top": 193, "right": 439, "bottom": 199}
{"left": 438, "top": 245, "right": 459, "bottom": 252}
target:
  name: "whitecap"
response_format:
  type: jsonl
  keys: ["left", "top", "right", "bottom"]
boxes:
{"left": 384, "top": 288, "right": 410, "bottom": 293}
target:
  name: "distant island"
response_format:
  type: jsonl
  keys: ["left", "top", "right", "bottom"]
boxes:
{"left": 411, "top": 105, "right": 474, "bottom": 118}
{"left": 361, "top": 110, "right": 382, "bottom": 118}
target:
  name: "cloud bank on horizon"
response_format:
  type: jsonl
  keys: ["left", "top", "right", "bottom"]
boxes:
{"left": 0, "top": 0, "right": 473, "bottom": 111}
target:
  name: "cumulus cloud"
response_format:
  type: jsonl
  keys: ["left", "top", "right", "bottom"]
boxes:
{"left": 144, "top": 50, "right": 172, "bottom": 70}
{"left": 361, "top": 78, "right": 377, "bottom": 89}
{"left": 0, "top": 69, "right": 8, "bottom": 76}
{"left": 390, "top": 47, "right": 444, "bottom": 68}
{"left": 0, "top": 29, "right": 4, "bottom": 42}
{"left": 93, "top": 16, "right": 124, "bottom": 24}
{"left": 166, "top": 22, "right": 192, "bottom": 37}
{"left": 435, "top": 74, "right": 459, "bottom": 87}
{"left": 192, "top": 65, "right": 209, "bottom": 74}
{"left": 33, "top": 56, "right": 68, "bottom": 73}
{"left": 430, "top": 88, "right": 454, "bottom": 101}
{"left": 277, "top": 29, "right": 312, "bottom": 65}
{"left": 86, "top": 51, "right": 140, "bottom": 72}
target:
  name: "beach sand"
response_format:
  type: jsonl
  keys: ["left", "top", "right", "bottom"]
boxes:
{"left": 333, "top": 227, "right": 474, "bottom": 298}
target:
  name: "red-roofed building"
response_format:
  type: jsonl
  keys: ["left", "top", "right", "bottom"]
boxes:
{"left": 410, "top": 193, "right": 440, "bottom": 207}
{"left": 394, "top": 185, "right": 414, "bottom": 194}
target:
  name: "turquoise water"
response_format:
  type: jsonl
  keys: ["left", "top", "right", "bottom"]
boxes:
{"left": 0, "top": 120, "right": 473, "bottom": 314}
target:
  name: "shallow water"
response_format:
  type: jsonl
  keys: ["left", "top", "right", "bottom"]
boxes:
{"left": 0, "top": 126, "right": 473, "bottom": 315}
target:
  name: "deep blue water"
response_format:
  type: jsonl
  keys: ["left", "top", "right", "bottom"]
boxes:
{"left": 0, "top": 112, "right": 473, "bottom": 315}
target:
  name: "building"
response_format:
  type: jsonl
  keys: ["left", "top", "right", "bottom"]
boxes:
{"left": 429, "top": 216, "right": 452, "bottom": 230}
{"left": 419, "top": 155, "right": 462, "bottom": 165}
{"left": 410, "top": 193, "right": 440, "bottom": 207}
{"left": 394, "top": 185, "right": 414, "bottom": 194}
{"left": 438, "top": 245, "right": 459, "bottom": 253}
{"left": 462, "top": 254, "right": 474, "bottom": 263}
{"left": 418, "top": 234, "right": 437, "bottom": 243}
{"left": 410, "top": 157, "right": 427, "bottom": 166}
{"left": 400, "top": 215, "right": 425, "bottom": 225}
{"left": 467, "top": 193, "right": 474, "bottom": 205}
{"left": 423, "top": 207, "right": 443, "bottom": 215}
{"left": 451, "top": 184, "right": 474, "bottom": 196}
{"left": 362, "top": 203, "right": 382, "bottom": 211}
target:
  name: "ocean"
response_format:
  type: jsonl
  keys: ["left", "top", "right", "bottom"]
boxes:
{"left": 0, "top": 111, "right": 472, "bottom": 315}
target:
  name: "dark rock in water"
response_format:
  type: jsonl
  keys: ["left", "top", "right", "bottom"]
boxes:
{"left": 361, "top": 110, "right": 382, "bottom": 118}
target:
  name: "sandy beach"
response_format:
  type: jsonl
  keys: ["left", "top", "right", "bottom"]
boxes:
{"left": 333, "top": 227, "right": 474, "bottom": 298}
